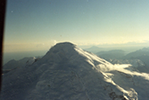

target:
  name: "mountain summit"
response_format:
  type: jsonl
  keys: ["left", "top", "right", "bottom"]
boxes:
{"left": 1, "top": 42, "right": 149, "bottom": 100}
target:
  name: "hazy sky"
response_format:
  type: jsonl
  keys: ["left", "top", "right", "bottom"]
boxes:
{"left": 4, "top": 0, "right": 149, "bottom": 52}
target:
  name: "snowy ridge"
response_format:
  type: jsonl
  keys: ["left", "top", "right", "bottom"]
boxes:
{"left": 26, "top": 57, "right": 37, "bottom": 66}
{"left": 74, "top": 45, "right": 139, "bottom": 99}
{"left": 1, "top": 42, "right": 149, "bottom": 100}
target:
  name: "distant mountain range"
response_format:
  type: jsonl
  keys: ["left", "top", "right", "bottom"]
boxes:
{"left": 84, "top": 46, "right": 103, "bottom": 53}
{"left": 94, "top": 47, "right": 149, "bottom": 73}
{"left": 125, "top": 47, "right": 149, "bottom": 58}
{"left": 95, "top": 50, "right": 125, "bottom": 59}
{"left": 1, "top": 42, "right": 149, "bottom": 100}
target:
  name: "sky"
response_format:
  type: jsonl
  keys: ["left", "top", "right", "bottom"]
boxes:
{"left": 4, "top": 0, "right": 149, "bottom": 52}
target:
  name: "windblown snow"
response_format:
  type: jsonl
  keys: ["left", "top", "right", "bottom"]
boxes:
{"left": 1, "top": 42, "right": 149, "bottom": 100}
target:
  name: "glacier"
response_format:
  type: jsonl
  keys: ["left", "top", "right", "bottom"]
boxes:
{"left": 1, "top": 42, "right": 149, "bottom": 100}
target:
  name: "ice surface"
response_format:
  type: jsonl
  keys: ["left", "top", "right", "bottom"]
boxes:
{"left": 1, "top": 42, "right": 149, "bottom": 100}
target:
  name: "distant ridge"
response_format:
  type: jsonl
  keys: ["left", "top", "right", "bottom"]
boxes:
{"left": 84, "top": 46, "right": 103, "bottom": 53}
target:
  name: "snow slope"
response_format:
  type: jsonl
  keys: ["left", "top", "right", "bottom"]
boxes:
{"left": 1, "top": 42, "right": 149, "bottom": 100}
{"left": 2, "top": 57, "right": 38, "bottom": 74}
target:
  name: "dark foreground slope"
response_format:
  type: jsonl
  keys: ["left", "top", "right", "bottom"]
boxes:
{"left": 1, "top": 42, "right": 149, "bottom": 100}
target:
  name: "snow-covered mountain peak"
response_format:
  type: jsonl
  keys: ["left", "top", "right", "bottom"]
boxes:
{"left": 40, "top": 42, "right": 113, "bottom": 72}
{"left": 1, "top": 42, "right": 149, "bottom": 100}
{"left": 48, "top": 42, "right": 76, "bottom": 53}
{"left": 40, "top": 42, "right": 77, "bottom": 63}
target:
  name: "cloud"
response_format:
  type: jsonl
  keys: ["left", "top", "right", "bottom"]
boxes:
{"left": 36, "top": 43, "right": 45, "bottom": 48}
{"left": 53, "top": 40, "right": 57, "bottom": 45}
